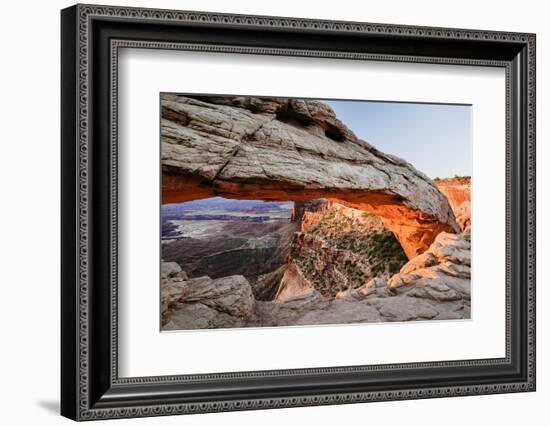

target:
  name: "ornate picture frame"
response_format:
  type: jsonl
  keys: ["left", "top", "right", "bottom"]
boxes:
{"left": 61, "top": 4, "right": 536, "bottom": 421}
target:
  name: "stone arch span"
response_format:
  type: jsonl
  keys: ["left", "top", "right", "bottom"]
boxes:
{"left": 161, "top": 94, "right": 458, "bottom": 259}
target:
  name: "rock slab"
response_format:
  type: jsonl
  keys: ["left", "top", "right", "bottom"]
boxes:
{"left": 161, "top": 95, "right": 458, "bottom": 257}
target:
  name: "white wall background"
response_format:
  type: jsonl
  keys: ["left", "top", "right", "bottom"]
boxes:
{"left": 0, "top": 0, "right": 546, "bottom": 424}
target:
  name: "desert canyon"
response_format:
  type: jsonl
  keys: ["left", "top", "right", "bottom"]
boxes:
{"left": 160, "top": 95, "right": 472, "bottom": 330}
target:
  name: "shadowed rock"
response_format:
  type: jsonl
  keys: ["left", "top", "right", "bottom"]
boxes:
{"left": 161, "top": 230, "right": 471, "bottom": 330}
{"left": 162, "top": 274, "right": 255, "bottom": 329}
{"left": 161, "top": 94, "right": 458, "bottom": 258}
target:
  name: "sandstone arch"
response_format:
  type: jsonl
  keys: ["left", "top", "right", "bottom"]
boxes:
{"left": 161, "top": 94, "right": 458, "bottom": 259}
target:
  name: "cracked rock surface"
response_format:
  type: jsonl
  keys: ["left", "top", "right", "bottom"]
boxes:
{"left": 161, "top": 231, "right": 470, "bottom": 330}
{"left": 161, "top": 94, "right": 458, "bottom": 258}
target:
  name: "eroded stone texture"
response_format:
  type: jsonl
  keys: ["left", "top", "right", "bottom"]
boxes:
{"left": 455, "top": 201, "right": 471, "bottom": 235}
{"left": 162, "top": 274, "right": 255, "bottom": 329}
{"left": 285, "top": 203, "right": 407, "bottom": 298}
{"left": 274, "top": 261, "right": 315, "bottom": 302}
{"left": 435, "top": 178, "right": 471, "bottom": 213}
{"left": 436, "top": 178, "right": 471, "bottom": 234}
{"left": 291, "top": 199, "right": 334, "bottom": 231}
{"left": 387, "top": 232, "right": 471, "bottom": 314}
{"left": 161, "top": 229, "right": 471, "bottom": 330}
{"left": 161, "top": 94, "right": 458, "bottom": 258}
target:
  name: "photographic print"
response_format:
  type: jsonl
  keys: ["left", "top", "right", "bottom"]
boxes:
{"left": 160, "top": 94, "right": 472, "bottom": 331}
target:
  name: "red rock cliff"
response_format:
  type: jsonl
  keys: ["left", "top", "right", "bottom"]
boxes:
{"left": 435, "top": 178, "right": 471, "bottom": 233}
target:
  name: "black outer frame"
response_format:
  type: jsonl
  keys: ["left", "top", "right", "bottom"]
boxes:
{"left": 61, "top": 4, "right": 536, "bottom": 421}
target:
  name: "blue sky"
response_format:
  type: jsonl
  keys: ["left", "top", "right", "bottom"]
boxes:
{"left": 324, "top": 100, "right": 472, "bottom": 179}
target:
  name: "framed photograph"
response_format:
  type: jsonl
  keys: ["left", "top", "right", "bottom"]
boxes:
{"left": 61, "top": 4, "right": 536, "bottom": 421}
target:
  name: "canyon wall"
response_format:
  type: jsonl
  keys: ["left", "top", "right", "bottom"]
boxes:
{"left": 276, "top": 202, "right": 407, "bottom": 300}
{"left": 291, "top": 199, "right": 334, "bottom": 231}
{"left": 161, "top": 95, "right": 458, "bottom": 258}
{"left": 436, "top": 178, "right": 471, "bottom": 233}
{"left": 435, "top": 178, "right": 470, "bottom": 212}
{"left": 161, "top": 227, "right": 471, "bottom": 329}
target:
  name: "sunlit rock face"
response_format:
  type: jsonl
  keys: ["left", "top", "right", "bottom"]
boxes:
{"left": 436, "top": 178, "right": 471, "bottom": 234}
{"left": 161, "top": 265, "right": 255, "bottom": 330}
{"left": 435, "top": 178, "right": 470, "bottom": 211}
{"left": 291, "top": 199, "right": 334, "bottom": 231}
{"left": 274, "top": 261, "right": 315, "bottom": 302}
{"left": 387, "top": 231, "right": 471, "bottom": 320}
{"left": 161, "top": 94, "right": 458, "bottom": 258}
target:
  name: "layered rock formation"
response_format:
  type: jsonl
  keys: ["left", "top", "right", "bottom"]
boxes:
{"left": 161, "top": 228, "right": 470, "bottom": 329}
{"left": 291, "top": 199, "right": 334, "bottom": 231}
{"left": 276, "top": 202, "right": 407, "bottom": 299}
{"left": 436, "top": 177, "right": 471, "bottom": 234}
{"left": 162, "top": 220, "right": 297, "bottom": 296}
{"left": 435, "top": 177, "right": 470, "bottom": 212}
{"left": 162, "top": 262, "right": 255, "bottom": 329}
{"left": 386, "top": 232, "right": 471, "bottom": 320}
{"left": 161, "top": 95, "right": 458, "bottom": 258}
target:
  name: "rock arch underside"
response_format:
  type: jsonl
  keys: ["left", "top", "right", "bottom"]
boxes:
{"left": 161, "top": 94, "right": 459, "bottom": 259}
